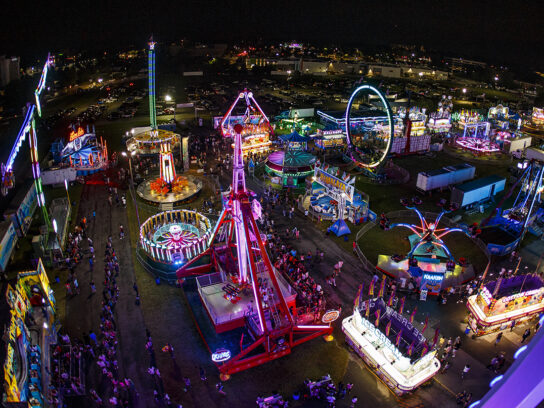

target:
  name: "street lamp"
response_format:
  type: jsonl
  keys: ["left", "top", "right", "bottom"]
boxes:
{"left": 64, "top": 179, "right": 71, "bottom": 207}
{"left": 165, "top": 95, "right": 175, "bottom": 120}
{"left": 122, "top": 151, "right": 136, "bottom": 186}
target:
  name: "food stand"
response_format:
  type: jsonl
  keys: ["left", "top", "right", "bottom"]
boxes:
{"left": 467, "top": 274, "right": 544, "bottom": 336}
{"left": 342, "top": 297, "right": 440, "bottom": 395}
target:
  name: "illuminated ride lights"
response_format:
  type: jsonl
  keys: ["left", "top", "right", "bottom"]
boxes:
{"left": 139, "top": 209, "right": 212, "bottom": 266}
{"left": 389, "top": 200, "right": 470, "bottom": 262}
{"left": 59, "top": 125, "right": 109, "bottom": 173}
{"left": 467, "top": 274, "right": 544, "bottom": 336}
{"left": 178, "top": 122, "right": 332, "bottom": 377}
{"left": 455, "top": 137, "right": 500, "bottom": 153}
{"left": 126, "top": 128, "right": 180, "bottom": 155}
{"left": 1, "top": 54, "right": 53, "bottom": 213}
{"left": 480, "top": 160, "right": 544, "bottom": 253}
{"left": 221, "top": 90, "right": 273, "bottom": 153}
{"left": 345, "top": 84, "right": 394, "bottom": 169}
{"left": 342, "top": 297, "right": 440, "bottom": 395}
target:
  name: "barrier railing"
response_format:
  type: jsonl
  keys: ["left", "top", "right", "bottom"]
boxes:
{"left": 354, "top": 211, "right": 492, "bottom": 285}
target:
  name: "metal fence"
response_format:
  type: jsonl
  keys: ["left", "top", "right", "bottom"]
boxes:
{"left": 353, "top": 210, "right": 492, "bottom": 284}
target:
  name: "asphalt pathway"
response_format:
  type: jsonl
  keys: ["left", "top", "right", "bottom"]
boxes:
{"left": 62, "top": 184, "right": 155, "bottom": 406}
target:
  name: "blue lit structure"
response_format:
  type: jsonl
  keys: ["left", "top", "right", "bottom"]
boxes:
{"left": 1, "top": 55, "right": 53, "bottom": 230}
{"left": 481, "top": 161, "right": 544, "bottom": 255}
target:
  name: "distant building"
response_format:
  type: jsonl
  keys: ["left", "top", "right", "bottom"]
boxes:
{"left": 0, "top": 55, "right": 20, "bottom": 87}
{"left": 367, "top": 64, "right": 448, "bottom": 80}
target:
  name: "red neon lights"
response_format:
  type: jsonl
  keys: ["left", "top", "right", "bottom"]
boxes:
{"left": 69, "top": 127, "right": 85, "bottom": 142}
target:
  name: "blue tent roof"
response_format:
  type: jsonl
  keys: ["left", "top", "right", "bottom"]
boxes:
{"left": 329, "top": 219, "right": 351, "bottom": 237}
{"left": 279, "top": 131, "right": 309, "bottom": 143}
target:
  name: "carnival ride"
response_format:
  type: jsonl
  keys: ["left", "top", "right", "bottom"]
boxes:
{"left": 179, "top": 122, "right": 332, "bottom": 377}
{"left": 454, "top": 121, "right": 499, "bottom": 154}
{"left": 388, "top": 198, "right": 470, "bottom": 262}
{"left": 1, "top": 54, "right": 53, "bottom": 231}
{"left": 344, "top": 84, "right": 394, "bottom": 170}
{"left": 138, "top": 209, "right": 213, "bottom": 280}
{"left": 265, "top": 131, "right": 316, "bottom": 187}
{"left": 126, "top": 38, "right": 180, "bottom": 156}
{"left": 131, "top": 39, "right": 199, "bottom": 204}
{"left": 50, "top": 125, "right": 109, "bottom": 176}
{"left": 376, "top": 199, "right": 475, "bottom": 294}
{"left": 479, "top": 160, "right": 544, "bottom": 255}
{"left": 221, "top": 90, "right": 273, "bottom": 152}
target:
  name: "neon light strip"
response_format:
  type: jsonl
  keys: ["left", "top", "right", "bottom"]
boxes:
{"left": 345, "top": 84, "right": 394, "bottom": 169}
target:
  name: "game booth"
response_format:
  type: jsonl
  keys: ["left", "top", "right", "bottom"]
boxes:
{"left": 467, "top": 274, "right": 544, "bottom": 336}
{"left": 391, "top": 107, "right": 431, "bottom": 154}
{"left": 314, "top": 129, "right": 346, "bottom": 150}
{"left": 342, "top": 297, "right": 441, "bottom": 395}
{"left": 2, "top": 259, "right": 58, "bottom": 407}
{"left": 50, "top": 125, "right": 108, "bottom": 176}
{"left": 308, "top": 165, "right": 368, "bottom": 223}
{"left": 453, "top": 109, "right": 485, "bottom": 130}
{"left": 426, "top": 95, "right": 453, "bottom": 134}
{"left": 377, "top": 201, "right": 475, "bottom": 294}
{"left": 531, "top": 107, "right": 544, "bottom": 127}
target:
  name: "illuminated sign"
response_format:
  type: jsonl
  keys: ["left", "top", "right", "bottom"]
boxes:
{"left": 502, "top": 288, "right": 543, "bottom": 303}
{"left": 69, "top": 127, "right": 85, "bottom": 142}
{"left": 480, "top": 287, "right": 493, "bottom": 305}
{"left": 211, "top": 348, "right": 231, "bottom": 363}
{"left": 322, "top": 309, "right": 341, "bottom": 324}
{"left": 422, "top": 273, "right": 444, "bottom": 282}
{"left": 314, "top": 168, "right": 354, "bottom": 202}
{"left": 358, "top": 313, "right": 403, "bottom": 361}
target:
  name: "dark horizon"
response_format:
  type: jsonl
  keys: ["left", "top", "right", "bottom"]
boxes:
{"left": 2, "top": 0, "right": 543, "bottom": 70}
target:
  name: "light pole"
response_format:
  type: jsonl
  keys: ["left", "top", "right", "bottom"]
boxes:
{"left": 165, "top": 94, "right": 175, "bottom": 121}
{"left": 64, "top": 179, "right": 71, "bottom": 207}
{"left": 122, "top": 151, "right": 136, "bottom": 187}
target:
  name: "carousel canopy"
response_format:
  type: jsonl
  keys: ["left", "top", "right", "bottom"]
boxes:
{"left": 279, "top": 131, "right": 309, "bottom": 143}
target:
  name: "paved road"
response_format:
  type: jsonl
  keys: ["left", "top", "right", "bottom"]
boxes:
{"left": 62, "top": 184, "right": 155, "bottom": 407}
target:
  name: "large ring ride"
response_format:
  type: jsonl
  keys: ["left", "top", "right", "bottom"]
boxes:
{"left": 345, "top": 84, "right": 394, "bottom": 169}
{"left": 140, "top": 209, "right": 213, "bottom": 265}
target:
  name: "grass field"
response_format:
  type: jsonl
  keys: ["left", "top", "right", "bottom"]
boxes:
{"left": 357, "top": 222, "right": 489, "bottom": 273}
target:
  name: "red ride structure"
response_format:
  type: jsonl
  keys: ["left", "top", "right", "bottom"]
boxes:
{"left": 179, "top": 113, "right": 332, "bottom": 378}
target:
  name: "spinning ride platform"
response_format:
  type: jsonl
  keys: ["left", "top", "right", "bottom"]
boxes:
{"left": 376, "top": 255, "right": 474, "bottom": 294}
{"left": 197, "top": 270, "right": 297, "bottom": 333}
{"left": 126, "top": 128, "right": 180, "bottom": 155}
{"left": 138, "top": 209, "right": 213, "bottom": 282}
{"left": 265, "top": 150, "right": 316, "bottom": 186}
{"left": 136, "top": 175, "right": 202, "bottom": 204}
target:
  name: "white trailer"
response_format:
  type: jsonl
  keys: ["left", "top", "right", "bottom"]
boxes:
{"left": 503, "top": 136, "right": 531, "bottom": 154}
{"left": 41, "top": 167, "right": 78, "bottom": 186}
{"left": 416, "top": 163, "right": 475, "bottom": 193}
{"left": 450, "top": 175, "right": 506, "bottom": 208}
{"left": 525, "top": 147, "right": 544, "bottom": 163}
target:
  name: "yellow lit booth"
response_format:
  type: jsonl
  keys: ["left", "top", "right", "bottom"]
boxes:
{"left": 467, "top": 274, "right": 544, "bottom": 336}
{"left": 2, "top": 259, "right": 56, "bottom": 407}
{"left": 342, "top": 297, "right": 440, "bottom": 395}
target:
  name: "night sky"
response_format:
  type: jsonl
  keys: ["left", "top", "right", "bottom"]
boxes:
{"left": 2, "top": 0, "right": 543, "bottom": 68}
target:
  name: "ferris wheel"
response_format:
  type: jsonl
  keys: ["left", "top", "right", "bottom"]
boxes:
{"left": 344, "top": 84, "right": 394, "bottom": 169}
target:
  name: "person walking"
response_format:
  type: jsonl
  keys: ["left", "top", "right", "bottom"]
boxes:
{"left": 495, "top": 332, "right": 503, "bottom": 346}
{"left": 350, "top": 396, "right": 358, "bottom": 407}
{"left": 521, "top": 328, "right": 531, "bottom": 343}
{"left": 216, "top": 382, "right": 226, "bottom": 395}
{"left": 461, "top": 364, "right": 471, "bottom": 380}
